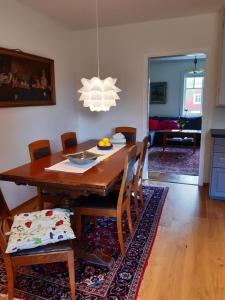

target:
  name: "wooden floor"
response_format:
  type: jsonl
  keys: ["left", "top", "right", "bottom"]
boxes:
{"left": 1, "top": 182, "right": 225, "bottom": 300}
{"left": 149, "top": 171, "right": 199, "bottom": 185}
{"left": 138, "top": 181, "right": 225, "bottom": 300}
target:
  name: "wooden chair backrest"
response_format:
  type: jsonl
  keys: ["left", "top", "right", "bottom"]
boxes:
{"left": 136, "top": 136, "right": 148, "bottom": 180}
{"left": 28, "top": 139, "right": 51, "bottom": 162}
{"left": 118, "top": 145, "right": 137, "bottom": 209}
{"left": 61, "top": 132, "right": 77, "bottom": 151}
{"left": 115, "top": 127, "right": 137, "bottom": 144}
{"left": 0, "top": 189, "right": 11, "bottom": 254}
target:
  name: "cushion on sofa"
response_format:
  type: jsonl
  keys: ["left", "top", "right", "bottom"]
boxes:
{"left": 149, "top": 118, "right": 159, "bottom": 130}
{"left": 157, "top": 120, "right": 168, "bottom": 130}
{"left": 167, "top": 120, "right": 179, "bottom": 129}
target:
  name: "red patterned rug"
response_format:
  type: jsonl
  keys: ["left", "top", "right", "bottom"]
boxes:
{"left": 0, "top": 186, "right": 168, "bottom": 299}
{"left": 149, "top": 147, "right": 200, "bottom": 176}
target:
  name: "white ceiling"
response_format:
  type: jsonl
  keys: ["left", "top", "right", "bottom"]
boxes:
{"left": 17, "top": 0, "right": 225, "bottom": 30}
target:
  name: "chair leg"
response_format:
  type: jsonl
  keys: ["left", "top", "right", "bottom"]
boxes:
{"left": 6, "top": 263, "right": 14, "bottom": 300}
{"left": 13, "top": 267, "right": 17, "bottom": 282}
{"left": 75, "top": 213, "right": 82, "bottom": 240}
{"left": 117, "top": 217, "right": 125, "bottom": 256}
{"left": 139, "top": 183, "right": 144, "bottom": 208}
{"left": 90, "top": 216, "right": 97, "bottom": 227}
{"left": 67, "top": 251, "right": 75, "bottom": 300}
{"left": 133, "top": 184, "right": 139, "bottom": 220}
{"left": 126, "top": 202, "right": 133, "bottom": 238}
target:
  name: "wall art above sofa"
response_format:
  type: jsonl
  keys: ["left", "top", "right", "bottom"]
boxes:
{"left": 150, "top": 82, "right": 167, "bottom": 104}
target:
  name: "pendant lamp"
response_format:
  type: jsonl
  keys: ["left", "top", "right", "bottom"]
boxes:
{"left": 188, "top": 56, "right": 204, "bottom": 75}
{"left": 78, "top": 0, "right": 121, "bottom": 112}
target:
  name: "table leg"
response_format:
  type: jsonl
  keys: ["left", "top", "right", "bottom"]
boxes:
{"left": 60, "top": 195, "right": 114, "bottom": 267}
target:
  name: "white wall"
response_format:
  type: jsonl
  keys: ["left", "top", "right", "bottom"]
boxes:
{"left": 149, "top": 59, "right": 206, "bottom": 117}
{"left": 0, "top": 0, "right": 78, "bottom": 209}
{"left": 72, "top": 13, "right": 223, "bottom": 183}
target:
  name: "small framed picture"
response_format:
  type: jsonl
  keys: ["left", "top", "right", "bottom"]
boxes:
{"left": 150, "top": 82, "right": 167, "bottom": 104}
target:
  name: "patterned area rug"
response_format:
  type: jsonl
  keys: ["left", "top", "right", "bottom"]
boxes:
{"left": 149, "top": 146, "right": 200, "bottom": 176}
{"left": 0, "top": 186, "right": 168, "bottom": 300}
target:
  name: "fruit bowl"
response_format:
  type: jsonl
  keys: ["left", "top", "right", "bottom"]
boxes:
{"left": 97, "top": 137, "right": 113, "bottom": 150}
{"left": 97, "top": 144, "right": 113, "bottom": 150}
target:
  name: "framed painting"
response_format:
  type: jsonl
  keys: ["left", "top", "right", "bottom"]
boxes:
{"left": 0, "top": 47, "right": 55, "bottom": 107}
{"left": 150, "top": 82, "right": 167, "bottom": 104}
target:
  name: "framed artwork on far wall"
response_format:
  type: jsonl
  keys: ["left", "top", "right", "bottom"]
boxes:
{"left": 0, "top": 47, "right": 55, "bottom": 107}
{"left": 150, "top": 82, "right": 167, "bottom": 104}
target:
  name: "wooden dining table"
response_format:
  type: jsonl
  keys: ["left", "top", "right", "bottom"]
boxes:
{"left": 0, "top": 139, "right": 141, "bottom": 265}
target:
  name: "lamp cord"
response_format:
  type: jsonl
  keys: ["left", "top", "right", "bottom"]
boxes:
{"left": 96, "top": 0, "right": 100, "bottom": 78}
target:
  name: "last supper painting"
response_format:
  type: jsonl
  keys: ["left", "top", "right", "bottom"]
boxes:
{"left": 0, "top": 48, "right": 55, "bottom": 107}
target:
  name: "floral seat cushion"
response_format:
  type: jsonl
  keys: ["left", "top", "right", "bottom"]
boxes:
{"left": 6, "top": 208, "right": 75, "bottom": 253}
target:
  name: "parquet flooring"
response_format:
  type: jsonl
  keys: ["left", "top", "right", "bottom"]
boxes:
{"left": 138, "top": 181, "right": 225, "bottom": 300}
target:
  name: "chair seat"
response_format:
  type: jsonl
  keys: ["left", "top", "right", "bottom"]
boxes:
{"left": 10, "top": 240, "right": 73, "bottom": 257}
{"left": 78, "top": 192, "right": 118, "bottom": 210}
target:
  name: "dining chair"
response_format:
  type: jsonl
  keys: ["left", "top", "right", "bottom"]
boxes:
{"left": 0, "top": 190, "right": 75, "bottom": 300}
{"left": 28, "top": 139, "right": 59, "bottom": 210}
{"left": 115, "top": 126, "right": 136, "bottom": 144}
{"left": 61, "top": 132, "right": 77, "bottom": 152}
{"left": 133, "top": 136, "right": 149, "bottom": 219}
{"left": 28, "top": 139, "right": 51, "bottom": 162}
{"left": 75, "top": 145, "right": 137, "bottom": 256}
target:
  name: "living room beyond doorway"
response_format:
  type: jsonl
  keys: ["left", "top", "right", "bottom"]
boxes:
{"left": 148, "top": 53, "right": 206, "bottom": 185}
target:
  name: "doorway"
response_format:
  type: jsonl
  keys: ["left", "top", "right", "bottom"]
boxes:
{"left": 148, "top": 53, "right": 206, "bottom": 185}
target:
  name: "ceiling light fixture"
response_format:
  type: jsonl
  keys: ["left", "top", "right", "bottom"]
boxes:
{"left": 78, "top": 0, "right": 121, "bottom": 112}
{"left": 189, "top": 56, "right": 204, "bottom": 75}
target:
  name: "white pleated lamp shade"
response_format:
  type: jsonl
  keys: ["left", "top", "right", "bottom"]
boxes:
{"left": 78, "top": 77, "right": 121, "bottom": 112}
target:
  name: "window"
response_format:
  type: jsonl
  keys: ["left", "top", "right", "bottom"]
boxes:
{"left": 193, "top": 94, "right": 201, "bottom": 104}
{"left": 182, "top": 75, "right": 204, "bottom": 116}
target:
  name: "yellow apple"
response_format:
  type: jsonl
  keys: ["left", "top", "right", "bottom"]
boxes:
{"left": 102, "top": 137, "right": 110, "bottom": 143}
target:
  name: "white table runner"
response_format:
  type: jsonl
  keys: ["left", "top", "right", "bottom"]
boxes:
{"left": 45, "top": 144, "right": 125, "bottom": 174}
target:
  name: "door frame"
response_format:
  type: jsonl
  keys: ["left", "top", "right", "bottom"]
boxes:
{"left": 142, "top": 47, "right": 210, "bottom": 185}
